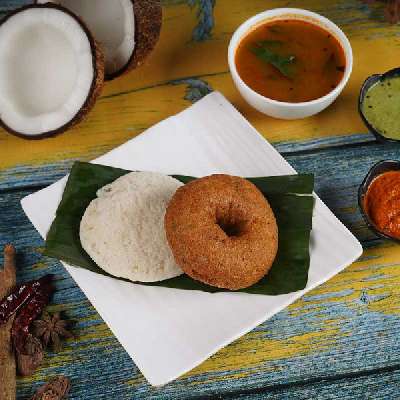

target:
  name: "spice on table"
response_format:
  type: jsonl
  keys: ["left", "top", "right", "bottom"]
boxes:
{"left": 0, "top": 275, "right": 53, "bottom": 325}
{"left": 0, "top": 244, "right": 17, "bottom": 400}
{"left": 15, "top": 333, "right": 44, "bottom": 377}
{"left": 33, "top": 311, "right": 73, "bottom": 352}
{"left": 364, "top": 170, "right": 400, "bottom": 239}
{"left": 31, "top": 375, "right": 70, "bottom": 400}
{"left": 12, "top": 275, "right": 54, "bottom": 355}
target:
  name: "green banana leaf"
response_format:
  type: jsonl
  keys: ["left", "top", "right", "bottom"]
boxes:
{"left": 44, "top": 162, "right": 314, "bottom": 295}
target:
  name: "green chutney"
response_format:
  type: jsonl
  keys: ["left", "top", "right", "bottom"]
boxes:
{"left": 362, "top": 76, "right": 400, "bottom": 140}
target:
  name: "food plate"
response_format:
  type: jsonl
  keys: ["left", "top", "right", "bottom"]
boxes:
{"left": 21, "top": 92, "right": 362, "bottom": 386}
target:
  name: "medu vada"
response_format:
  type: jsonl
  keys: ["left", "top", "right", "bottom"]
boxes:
{"left": 164, "top": 174, "right": 278, "bottom": 290}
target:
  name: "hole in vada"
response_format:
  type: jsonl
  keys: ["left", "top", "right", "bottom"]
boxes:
{"left": 216, "top": 216, "right": 245, "bottom": 237}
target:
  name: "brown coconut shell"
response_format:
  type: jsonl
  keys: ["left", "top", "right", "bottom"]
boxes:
{"left": 0, "top": 3, "right": 105, "bottom": 139}
{"left": 106, "top": 0, "right": 162, "bottom": 80}
{"left": 34, "top": 0, "right": 162, "bottom": 79}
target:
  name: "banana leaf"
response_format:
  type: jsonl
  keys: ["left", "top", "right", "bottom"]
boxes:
{"left": 44, "top": 162, "right": 314, "bottom": 295}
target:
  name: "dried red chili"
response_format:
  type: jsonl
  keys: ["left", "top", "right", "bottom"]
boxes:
{"left": 0, "top": 275, "right": 53, "bottom": 325}
{"left": 11, "top": 277, "right": 54, "bottom": 352}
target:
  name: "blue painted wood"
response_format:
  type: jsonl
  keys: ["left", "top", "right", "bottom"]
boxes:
{"left": 2, "top": 133, "right": 399, "bottom": 243}
{"left": 0, "top": 0, "right": 30, "bottom": 17}
{"left": 0, "top": 133, "right": 376, "bottom": 190}
{"left": 274, "top": 133, "right": 376, "bottom": 154}
{"left": 285, "top": 139, "right": 400, "bottom": 242}
{"left": 226, "top": 369, "right": 400, "bottom": 400}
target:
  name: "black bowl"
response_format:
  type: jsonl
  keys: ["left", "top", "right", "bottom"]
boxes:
{"left": 358, "top": 67, "right": 400, "bottom": 143}
{"left": 358, "top": 159, "right": 400, "bottom": 242}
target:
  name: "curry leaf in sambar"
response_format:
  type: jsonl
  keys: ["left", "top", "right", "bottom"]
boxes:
{"left": 251, "top": 41, "right": 296, "bottom": 78}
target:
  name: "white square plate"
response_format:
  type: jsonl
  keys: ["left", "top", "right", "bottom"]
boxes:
{"left": 21, "top": 92, "right": 362, "bottom": 386}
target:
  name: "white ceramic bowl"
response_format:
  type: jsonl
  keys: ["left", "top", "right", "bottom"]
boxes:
{"left": 228, "top": 8, "right": 353, "bottom": 120}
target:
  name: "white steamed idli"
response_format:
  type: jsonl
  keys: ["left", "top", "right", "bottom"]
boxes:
{"left": 80, "top": 171, "right": 184, "bottom": 282}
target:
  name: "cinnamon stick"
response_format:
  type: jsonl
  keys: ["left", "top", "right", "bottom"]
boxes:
{"left": 0, "top": 244, "right": 17, "bottom": 400}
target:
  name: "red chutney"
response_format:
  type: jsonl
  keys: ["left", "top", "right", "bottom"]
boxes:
{"left": 364, "top": 170, "right": 400, "bottom": 239}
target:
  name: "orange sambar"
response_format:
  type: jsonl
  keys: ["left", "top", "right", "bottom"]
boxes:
{"left": 235, "top": 19, "right": 346, "bottom": 103}
{"left": 364, "top": 170, "right": 400, "bottom": 239}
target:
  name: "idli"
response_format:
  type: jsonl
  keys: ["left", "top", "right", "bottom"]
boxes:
{"left": 80, "top": 171, "right": 183, "bottom": 282}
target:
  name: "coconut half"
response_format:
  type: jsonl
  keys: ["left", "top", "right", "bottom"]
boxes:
{"left": 37, "top": 0, "right": 162, "bottom": 80}
{"left": 0, "top": 4, "right": 104, "bottom": 138}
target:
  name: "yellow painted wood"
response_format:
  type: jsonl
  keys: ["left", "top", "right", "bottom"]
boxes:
{"left": 1, "top": 0, "right": 399, "bottom": 170}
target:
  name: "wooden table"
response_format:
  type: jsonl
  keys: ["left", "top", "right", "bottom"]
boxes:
{"left": 1, "top": 0, "right": 400, "bottom": 398}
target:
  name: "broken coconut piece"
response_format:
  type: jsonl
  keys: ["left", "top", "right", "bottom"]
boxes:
{"left": 0, "top": 4, "right": 104, "bottom": 139}
{"left": 37, "top": 0, "right": 162, "bottom": 80}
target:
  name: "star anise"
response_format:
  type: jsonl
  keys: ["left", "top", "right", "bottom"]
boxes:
{"left": 32, "top": 311, "right": 73, "bottom": 352}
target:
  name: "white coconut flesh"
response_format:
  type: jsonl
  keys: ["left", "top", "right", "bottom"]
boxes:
{"left": 80, "top": 172, "right": 184, "bottom": 283}
{"left": 39, "top": 0, "right": 135, "bottom": 76}
{"left": 0, "top": 7, "right": 95, "bottom": 137}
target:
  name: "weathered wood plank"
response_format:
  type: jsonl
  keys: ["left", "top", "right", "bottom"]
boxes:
{"left": 0, "top": 0, "right": 398, "bottom": 170}
{"left": 284, "top": 140, "right": 400, "bottom": 242}
{"left": 2, "top": 133, "right": 399, "bottom": 242}
{"left": 222, "top": 368, "right": 400, "bottom": 400}
{"left": 276, "top": 133, "right": 376, "bottom": 154}
{"left": 0, "top": 132, "right": 375, "bottom": 190}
